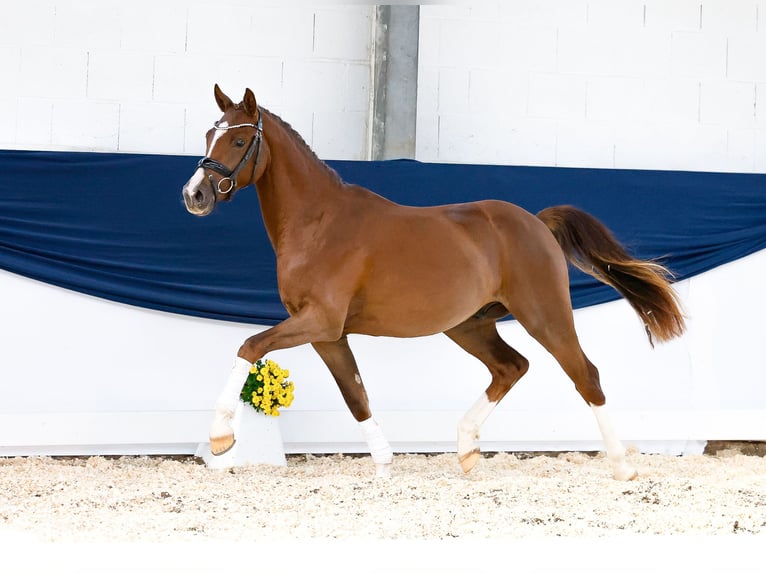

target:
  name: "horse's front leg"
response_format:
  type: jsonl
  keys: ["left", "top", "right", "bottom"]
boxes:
{"left": 312, "top": 337, "right": 393, "bottom": 478}
{"left": 209, "top": 310, "right": 341, "bottom": 456}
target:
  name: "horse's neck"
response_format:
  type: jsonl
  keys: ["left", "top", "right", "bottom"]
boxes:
{"left": 256, "top": 114, "right": 344, "bottom": 252}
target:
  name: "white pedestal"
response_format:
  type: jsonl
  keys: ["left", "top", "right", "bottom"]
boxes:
{"left": 195, "top": 402, "right": 287, "bottom": 468}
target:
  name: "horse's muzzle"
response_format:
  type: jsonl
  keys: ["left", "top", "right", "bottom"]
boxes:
{"left": 182, "top": 173, "right": 216, "bottom": 217}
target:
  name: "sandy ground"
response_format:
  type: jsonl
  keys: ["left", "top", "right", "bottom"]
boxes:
{"left": 0, "top": 446, "right": 764, "bottom": 572}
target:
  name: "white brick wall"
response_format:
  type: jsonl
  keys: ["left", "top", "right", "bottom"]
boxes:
{"left": 0, "top": 1, "right": 373, "bottom": 159}
{"left": 2, "top": 1, "right": 765, "bottom": 172}
{"left": 418, "top": 0, "right": 766, "bottom": 172}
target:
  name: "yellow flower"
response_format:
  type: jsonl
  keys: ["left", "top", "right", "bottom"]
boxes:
{"left": 241, "top": 358, "right": 295, "bottom": 417}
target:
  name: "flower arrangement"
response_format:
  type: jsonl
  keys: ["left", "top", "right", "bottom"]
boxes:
{"left": 239, "top": 358, "right": 295, "bottom": 416}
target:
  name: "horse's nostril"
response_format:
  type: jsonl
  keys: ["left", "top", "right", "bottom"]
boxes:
{"left": 193, "top": 190, "right": 204, "bottom": 204}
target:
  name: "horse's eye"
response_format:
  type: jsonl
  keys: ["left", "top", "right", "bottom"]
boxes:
{"left": 235, "top": 138, "right": 246, "bottom": 147}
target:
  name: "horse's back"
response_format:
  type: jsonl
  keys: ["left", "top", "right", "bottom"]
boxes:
{"left": 337, "top": 194, "right": 567, "bottom": 336}
{"left": 437, "top": 199, "right": 564, "bottom": 266}
{"left": 348, "top": 191, "right": 566, "bottom": 293}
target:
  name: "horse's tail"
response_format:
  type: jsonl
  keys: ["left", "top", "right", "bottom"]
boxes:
{"left": 536, "top": 205, "right": 686, "bottom": 346}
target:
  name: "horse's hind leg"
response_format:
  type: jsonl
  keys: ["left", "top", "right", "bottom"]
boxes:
{"left": 445, "top": 317, "right": 530, "bottom": 473}
{"left": 312, "top": 337, "right": 393, "bottom": 477}
{"left": 515, "top": 304, "right": 638, "bottom": 481}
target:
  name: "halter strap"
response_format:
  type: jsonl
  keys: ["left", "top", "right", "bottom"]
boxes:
{"left": 197, "top": 110, "right": 264, "bottom": 194}
{"left": 213, "top": 121, "right": 261, "bottom": 131}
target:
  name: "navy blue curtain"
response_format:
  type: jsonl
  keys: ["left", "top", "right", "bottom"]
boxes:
{"left": 1, "top": 150, "right": 764, "bottom": 325}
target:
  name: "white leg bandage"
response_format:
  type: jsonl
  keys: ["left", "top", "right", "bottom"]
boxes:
{"left": 216, "top": 356, "right": 253, "bottom": 413}
{"left": 210, "top": 356, "right": 252, "bottom": 442}
{"left": 359, "top": 417, "right": 393, "bottom": 466}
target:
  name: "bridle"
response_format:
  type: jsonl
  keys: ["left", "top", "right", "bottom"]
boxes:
{"left": 197, "top": 110, "right": 264, "bottom": 195}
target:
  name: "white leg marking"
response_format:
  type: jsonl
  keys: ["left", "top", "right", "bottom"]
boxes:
{"left": 210, "top": 357, "right": 252, "bottom": 441}
{"left": 359, "top": 417, "right": 393, "bottom": 477}
{"left": 457, "top": 393, "right": 497, "bottom": 472}
{"left": 590, "top": 404, "right": 638, "bottom": 481}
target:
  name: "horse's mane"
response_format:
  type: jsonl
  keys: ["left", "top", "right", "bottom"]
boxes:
{"left": 260, "top": 107, "right": 344, "bottom": 186}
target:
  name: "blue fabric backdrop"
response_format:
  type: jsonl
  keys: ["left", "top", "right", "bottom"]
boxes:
{"left": 1, "top": 150, "right": 764, "bottom": 325}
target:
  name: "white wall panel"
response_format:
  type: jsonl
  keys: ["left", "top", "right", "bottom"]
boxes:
{"left": 670, "top": 31, "right": 727, "bottom": 79}
{"left": 418, "top": 1, "right": 766, "bottom": 171}
{"left": 612, "top": 123, "right": 727, "bottom": 170}
{"left": 727, "top": 34, "right": 766, "bottom": 81}
{"left": 757, "top": 130, "right": 766, "bottom": 170}
{"left": 700, "top": 81, "right": 757, "bottom": 126}
{"left": 757, "top": 84, "right": 766, "bottom": 124}
{"left": 468, "top": 69, "right": 528, "bottom": 116}
{"left": 53, "top": 1, "right": 121, "bottom": 50}
{"left": 15, "top": 99, "right": 52, "bottom": 148}
{"left": 313, "top": 7, "right": 372, "bottom": 61}
{"left": 701, "top": 0, "right": 759, "bottom": 32}
{"left": 586, "top": 0, "right": 646, "bottom": 29}
{"left": 1, "top": 1, "right": 373, "bottom": 159}
{"left": 19, "top": 46, "right": 87, "bottom": 99}
{"left": 644, "top": 0, "right": 701, "bottom": 31}
{"left": 0, "top": 1, "right": 56, "bottom": 47}
{"left": 2, "top": 251, "right": 764, "bottom": 456}
{"left": 313, "top": 110, "right": 369, "bottom": 159}
{"left": 87, "top": 51, "right": 155, "bottom": 102}
{"left": 555, "top": 120, "right": 615, "bottom": 168}
{"left": 5, "top": 1, "right": 765, "bottom": 170}
{"left": 186, "top": 5, "right": 260, "bottom": 57}
{"left": 437, "top": 68, "right": 469, "bottom": 114}
{"left": 0, "top": 47, "right": 21, "bottom": 98}
{"left": 51, "top": 100, "right": 120, "bottom": 149}
{"left": 499, "top": 1, "right": 587, "bottom": 28}
{"left": 528, "top": 74, "right": 587, "bottom": 120}
{"left": 119, "top": 4, "right": 187, "bottom": 54}
{"left": 726, "top": 128, "right": 759, "bottom": 172}
{"left": 119, "top": 103, "right": 187, "bottom": 154}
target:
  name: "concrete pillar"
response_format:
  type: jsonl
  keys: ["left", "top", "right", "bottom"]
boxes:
{"left": 371, "top": 5, "right": 420, "bottom": 160}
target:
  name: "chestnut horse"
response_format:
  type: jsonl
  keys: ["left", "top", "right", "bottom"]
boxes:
{"left": 182, "top": 85, "right": 685, "bottom": 480}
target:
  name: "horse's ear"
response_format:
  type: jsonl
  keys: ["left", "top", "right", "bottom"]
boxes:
{"left": 243, "top": 88, "right": 258, "bottom": 117}
{"left": 214, "top": 84, "right": 234, "bottom": 113}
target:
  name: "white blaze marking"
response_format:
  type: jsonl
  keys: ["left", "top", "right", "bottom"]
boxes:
{"left": 207, "top": 121, "right": 228, "bottom": 156}
{"left": 187, "top": 121, "right": 228, "bottom": 196}
{"left": 186, "top": 167, "right": 206, "bottom": 192}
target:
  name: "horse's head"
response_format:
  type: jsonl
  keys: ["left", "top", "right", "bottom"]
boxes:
{"left": 182, "top": 84, "right": 266, "bottom": 216}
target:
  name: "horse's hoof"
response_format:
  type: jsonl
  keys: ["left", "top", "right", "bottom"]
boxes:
{"left": 614, "top": 464, "right": 638, "bottom": 481}
{"left": 458, "top": 449, "right": 481, "bottom": 473}
{"left": 210, "top": 435, "right": 235, "bottom": 456}
{"left": 375, "top": 463, "right": 392, "bottom": 479}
